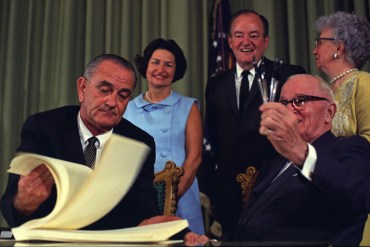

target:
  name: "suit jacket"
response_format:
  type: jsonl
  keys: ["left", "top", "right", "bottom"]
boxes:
{"left": 234, "top": 131, "right": 370, "bottom": 245}
{"left": 203, "top": 57, "right": 305, "bottom": 235}
{"left": 1, "top": 105, "right": 159, "bottom": 229}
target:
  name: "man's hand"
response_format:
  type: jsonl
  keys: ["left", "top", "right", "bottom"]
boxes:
{"left": 184, "top": 232, "right": 210, "bottom": 246}
{"left": 139, "top": 215, "right": 210, "bottom": 245}
{"left": 259, "top": 102, "right": 308, "bottom": 165}
{"left": 138, "top": 215, "right": 182, "bottom": 226}
{"left": 13, "top": 164, "right": 54, "bottom": 215}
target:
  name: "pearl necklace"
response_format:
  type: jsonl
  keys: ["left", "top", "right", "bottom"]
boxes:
{"left": 145, "top": 90, "right": 172, "bottom": 104}
{"left": 329, "top": 68, "right": 358, "bottom": 85}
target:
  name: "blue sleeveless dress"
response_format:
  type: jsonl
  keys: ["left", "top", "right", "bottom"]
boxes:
{"left": 123, "top": 91, "right": 205, "bottom": 234}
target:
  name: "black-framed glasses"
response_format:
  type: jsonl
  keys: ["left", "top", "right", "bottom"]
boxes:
{"left": 315, "top": 37, "right": 335, "bottom": 47}
{"left": 279, "top": 95, "right": 330, "bottom": 108}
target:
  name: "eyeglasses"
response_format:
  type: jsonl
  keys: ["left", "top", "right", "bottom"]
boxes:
{"left": 279, "top": 95, "right": 330, "bottom": 109}
{"left": 315, "top": 37, "right": 335, "bottom": 47}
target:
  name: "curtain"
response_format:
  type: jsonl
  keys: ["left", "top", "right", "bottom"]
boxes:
{"left": 0, "top": 0, "right": 368, "bottom": 227}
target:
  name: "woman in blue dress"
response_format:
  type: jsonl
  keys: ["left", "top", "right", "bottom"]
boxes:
{"left": 123, "top": 38, "right": 204, "bottom": 234}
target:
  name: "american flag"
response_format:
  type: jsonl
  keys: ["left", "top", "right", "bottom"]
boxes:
{"left": 199, "top": 0, "right": 233, "bottom": 237}
{"left": 201, "top": 0, "right": 233, "bottom": 190}
{"left": 202, "top": 0, "right": 233, "bottom": 179}
{"left": 208, "top": 0, "right": 234, "bottom": 78}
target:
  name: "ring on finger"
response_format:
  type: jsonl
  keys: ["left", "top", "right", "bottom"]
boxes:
{"left": 264, "top": 129, "right": 272, "bottom": 136}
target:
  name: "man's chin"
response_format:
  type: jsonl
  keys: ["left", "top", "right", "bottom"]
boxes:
{"left": 96, "top": 120, "right": 120, "bottom": 132}
{"left": 238, "top": 58, "right": 254, "bottom": 67}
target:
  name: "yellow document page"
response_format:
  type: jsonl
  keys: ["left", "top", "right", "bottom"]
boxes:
{"left": 8, "top": 134, "right": 150, "bottom": 230}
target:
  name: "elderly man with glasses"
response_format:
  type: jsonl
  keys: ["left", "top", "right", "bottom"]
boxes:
{"left": 233, "top": 74, "right": 370, "bottom": 245}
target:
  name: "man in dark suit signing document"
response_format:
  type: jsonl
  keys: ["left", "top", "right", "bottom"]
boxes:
{"left": 1, "top": 53, "right": 208, "bottom": 245}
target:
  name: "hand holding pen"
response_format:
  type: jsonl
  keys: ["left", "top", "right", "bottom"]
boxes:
{"left": 269, "top": 57, "right": 283, "bottom": 102}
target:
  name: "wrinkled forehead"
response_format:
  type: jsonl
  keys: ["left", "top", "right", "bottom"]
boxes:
{"left": 96, "top": 61, "right": 135, "bottom": 83}
{"left": 231, "top": 13, "right": 263, "bottom": 31}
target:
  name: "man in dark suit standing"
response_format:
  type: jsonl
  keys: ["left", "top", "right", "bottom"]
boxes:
{"left": 1, "top": 54, "right": 168, "bottom": 230}
{"left": 203, "top": 9, "right": 305, "bottom": 238}
{"left": 234, "top": 74, "right": 370, "bottom": 245}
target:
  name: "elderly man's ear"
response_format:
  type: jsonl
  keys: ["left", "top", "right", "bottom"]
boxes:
{"left": 77, "top": 77, "right": 87, "bottom": 102}
{"left": 325, "top": 102, "right": 337, "bottom": 124}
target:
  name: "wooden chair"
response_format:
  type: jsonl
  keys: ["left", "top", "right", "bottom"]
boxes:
{"left": 153, "top": 161, "right": 184, "bottom": 216}
{"left": 236, "top": 166, "right": 259, "bottom": 206}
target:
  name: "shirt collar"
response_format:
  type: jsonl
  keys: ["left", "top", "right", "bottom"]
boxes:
{"left": 77, "top": 112, "right": 112, "bottom": 147}
{"left": 133, "top": 91, "right": 181, "bottom": 108}
{"left": 236, "top": 60, "right": 262, "bottom": 79}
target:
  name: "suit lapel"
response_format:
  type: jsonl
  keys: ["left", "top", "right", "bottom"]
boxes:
{"left": 224, "top": 70, "right": 239, "bottom": 117}
{"left": 245, "top": 76, "right": 261, "bottom": 106}
{"left": 65, "top": 128, "right": 86, "bottom": 165}
{"left": 251, "top": 157, "right": 287, "bottom": 196}
{"left": 237, "top": 132, "right": 337, "bottom": 232}
{"left": 237, "top": 58, "right": 281, "bottom": 116}
{"left": 61, "top": 109, "right": 86, "bottom": 165}
{"left": 242, "top": 58, "right": 274, "bottom": 112}
{"left": 237, "top": 160, "right": 298, "bottom": 227}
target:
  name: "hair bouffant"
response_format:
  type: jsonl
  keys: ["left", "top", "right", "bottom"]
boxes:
{"left": 315, "top": 11, "right": 370, "bottom": 69}
{"left": 135, "top": 38, "right": 187, "bottom": 83}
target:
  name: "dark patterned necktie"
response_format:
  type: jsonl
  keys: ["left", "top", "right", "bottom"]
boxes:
{"left": 84, "top": 136, "right": 98, "bottom": 168}
{"left": 239, "top": 70, "right": 250, "bottom": 114}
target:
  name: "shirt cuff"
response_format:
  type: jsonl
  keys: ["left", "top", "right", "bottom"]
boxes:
{"left": 300, "top": 143, "right": 317, "bottom": 181}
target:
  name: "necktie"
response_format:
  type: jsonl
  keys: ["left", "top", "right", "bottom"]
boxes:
{"left": 239, "top": 70, "right": 250, "bottom": 114}
{"left": 84, "top": 136, "right": 98, "bottom": 168}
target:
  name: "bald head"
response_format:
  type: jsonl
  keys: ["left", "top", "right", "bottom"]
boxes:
{"left": 283, "top": 74, "right": 334, "bottom": 101}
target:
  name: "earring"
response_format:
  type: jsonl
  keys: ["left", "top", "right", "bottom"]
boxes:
{"left": 333, "top": 52, "right": 338, "bottom": 59}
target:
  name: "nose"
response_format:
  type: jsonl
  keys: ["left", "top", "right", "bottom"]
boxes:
{"left": 313, "top": 47, "right": 318, "bottom": 55}
{"left": 242, "top": 36, "right": 251, "bottom": 44}
{"left": 155, "top": 63, "right": 165, "bottom": 72}
{"left": 105, "top": 94, "right": 117, "bottom": 107}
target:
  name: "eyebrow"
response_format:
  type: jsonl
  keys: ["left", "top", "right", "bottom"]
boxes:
{"left": 97, "top": 80, "right": 132, "bottom": 94}
{"left": 151, "top": 58, "right": 175, "bottom": 64}
{"left": 279, "top": 94, "right": 304, "bottom": 100}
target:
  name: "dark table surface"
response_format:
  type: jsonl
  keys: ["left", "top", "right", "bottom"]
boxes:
{"left": 1, "top": 227, "right": 331, "bottom": 247}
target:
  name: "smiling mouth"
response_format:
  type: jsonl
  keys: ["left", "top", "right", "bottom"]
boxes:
{"left": 241, "top": 47, "right": 254, "bottom": 53}
{"left": 154, "top": 75, "right": 166, "bottom": 79}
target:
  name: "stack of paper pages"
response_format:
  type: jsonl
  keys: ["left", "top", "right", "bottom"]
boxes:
{"left": 7, "top": 134, "right": 188, "bottom": 243}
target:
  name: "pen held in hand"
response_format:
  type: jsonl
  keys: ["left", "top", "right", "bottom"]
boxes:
{"left": 269, "top": 57, "right": 283, "bottom": 102}
{"left": 254, "top": 56, "right": 268, "bottom": 104}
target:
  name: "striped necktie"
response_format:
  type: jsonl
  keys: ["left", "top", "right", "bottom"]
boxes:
{"left": 84, "top": 136, "right": 98, "bottom": 168}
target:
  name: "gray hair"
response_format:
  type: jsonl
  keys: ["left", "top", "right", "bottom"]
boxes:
{"left": 286, "top": 74, "right": 335, "bottom": 102}
{"left": 315, "top": 11, "right": 370, "bottom": 69}
{"left": 84, "top": 54, "right": 137, "bottom": 87}
{"left": 314, "top": 75, "right": 335, "bottom": 102}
